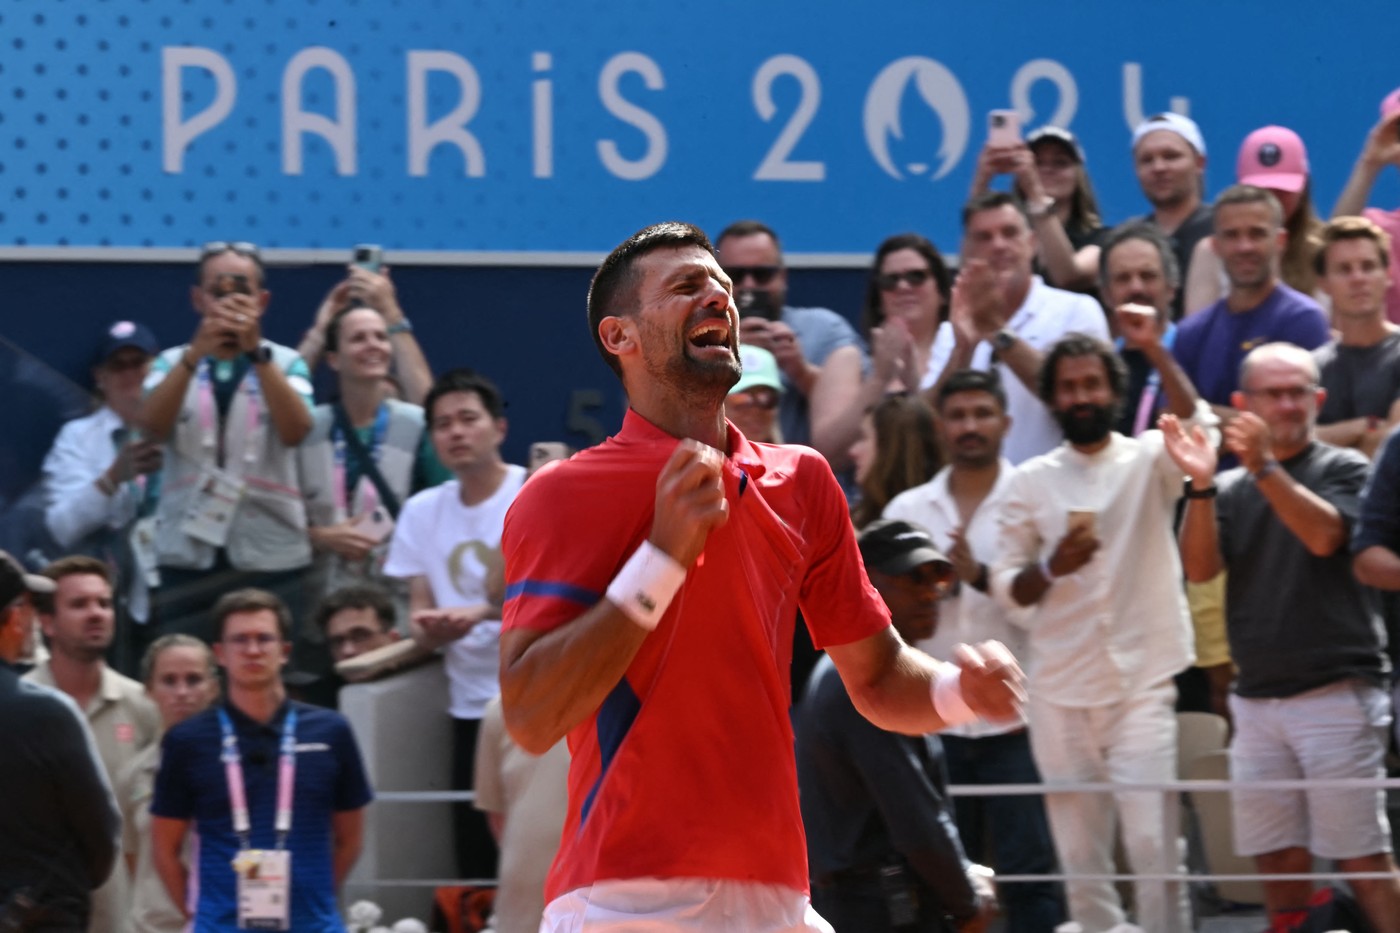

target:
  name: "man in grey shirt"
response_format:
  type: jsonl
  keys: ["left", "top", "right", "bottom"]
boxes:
{"left": 0, "top": 550, "right": 121, "bottom": 933}
{"left": 716, "top": 219, "right": 867, "bottom": 466}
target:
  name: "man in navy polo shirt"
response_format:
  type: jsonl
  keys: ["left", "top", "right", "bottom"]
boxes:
{"left": 150, "top": 589, "right": 373, "bottom": 932}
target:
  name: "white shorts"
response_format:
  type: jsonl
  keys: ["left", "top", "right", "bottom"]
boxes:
{"left": 540, "top": 878, "right": 832, "bottom": 932}
{"left": 1229, "top": 679, "right": 1392, "bottom": 859}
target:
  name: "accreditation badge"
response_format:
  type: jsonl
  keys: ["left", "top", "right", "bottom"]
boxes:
{"left": 233, "top": 848, "right": 291, "bottom": 930}
{"left": 179, "top": 465, "right": 246, "bottom": 547}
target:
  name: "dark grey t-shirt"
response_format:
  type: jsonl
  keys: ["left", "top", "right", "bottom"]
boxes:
{"left": 1315, "top": 332, "right": 1400, "bottom": 424}
{"left": 1217, "top": 442, "right": 1389, "bottom": 698}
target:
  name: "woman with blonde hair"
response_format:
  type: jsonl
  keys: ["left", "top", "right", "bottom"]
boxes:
{"left": 114, "top": 635, "right": 219, "bottom": 933}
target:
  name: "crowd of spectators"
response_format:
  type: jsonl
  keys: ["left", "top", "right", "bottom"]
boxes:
{"left": 7, "top": 86, "right": 1400, "bottom": 933}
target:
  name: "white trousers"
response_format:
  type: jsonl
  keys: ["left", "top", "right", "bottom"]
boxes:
{"left": 1028, "top": 678, "right": 1192, "bottom": 933}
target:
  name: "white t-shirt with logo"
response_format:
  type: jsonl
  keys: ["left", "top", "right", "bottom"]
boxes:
{"left": 384, "top": 465, "right": 527, "bottom": 719}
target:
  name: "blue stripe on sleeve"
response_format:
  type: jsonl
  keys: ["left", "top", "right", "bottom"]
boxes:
{"left": 505, "top": 579, "right": 602, "bottom": 606}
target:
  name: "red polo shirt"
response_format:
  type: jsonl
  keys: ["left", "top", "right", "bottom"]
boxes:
{"left": 502, "top": 410, "right": 890, "bottom": 901}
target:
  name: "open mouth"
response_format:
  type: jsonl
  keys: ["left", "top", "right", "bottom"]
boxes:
{"left": 687, "top": 320, "right": 732, "bottom": 353}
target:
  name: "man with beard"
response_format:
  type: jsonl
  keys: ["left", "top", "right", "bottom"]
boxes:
{"left": 498, "top": 221, "right": 1026, "bottom": 932}
{"left": 883, "top": 370, "right": 1066, "bottom": 933}
{"left": 992, "top": 334, "right": 1195, "bottom": 933}
{"left": 1173, "top": 185, "right": 1329, "bottom": 426}
{"left": 26, "top": 556, "right": 160, "bottom": 933}
{"left": 1167, "top": 343, "right": 1400, "bottom": 933}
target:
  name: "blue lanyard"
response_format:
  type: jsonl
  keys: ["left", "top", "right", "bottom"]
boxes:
{"left": 332, "top": 403, "right": 390, "bottom": 503}
{"left": 217, "top": 706, "right": 298, "bottom": 850}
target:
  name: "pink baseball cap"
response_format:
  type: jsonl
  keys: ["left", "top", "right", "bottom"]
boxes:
{"left": 1236, "top": 126, "right": 1309, "bottom": 193}
{"left": 1382, "top": 87, "right": 1400, "bottom": 120}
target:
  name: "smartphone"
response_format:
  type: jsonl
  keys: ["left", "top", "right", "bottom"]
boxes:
{"left": 1067, "top": 508, "right": 1097, "bottom": 538}
{"left": 528, "top": 441, "right": 572, "bottom": 477}
{"left": 352, "top": 507, "right": 395, "bottom": 544}
{"left": 987, "top": 109, "right": 1022, "bottom": 147}
{"left": 353, "top": 244, "right": 384, "bottom": 273}
{"left": 736, "top": 289, "right": 780, "bottom": 321}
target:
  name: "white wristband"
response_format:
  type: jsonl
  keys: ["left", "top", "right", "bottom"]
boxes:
{"left": 1039, "top": 557, "right": 1056, "bottom": 583}
{"left": 605, "top": 541, "right": 687, "bottom": 631}
{"left": 931, "top": 662, "right": 979, "bottom": 728}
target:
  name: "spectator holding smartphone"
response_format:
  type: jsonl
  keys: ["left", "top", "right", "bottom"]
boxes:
{"left": 298, "top": 250, "right": 434, "bottom": 406}
{"left": 972, "top": 122, "right": 1107, "bottom": 293}
{"left": 140, "top": 243, "right": 316, "bottom": 663}
{"left": 299, "top": 301, "right": 450, "bottom": 644}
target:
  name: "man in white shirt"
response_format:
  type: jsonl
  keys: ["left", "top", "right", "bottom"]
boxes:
{"left": 924, "top": 191, "right": 1109, "bottom": 464}
{"left": 383, "top": 368, "right": 526, "bottom": 880}
{"left": 42, "top": 321, "right": 163, "bottom": 658}
{"left": 884, "top": 369, "right": 1064, "bottom": 933}
{"left": 992, "top": 334, "right": 1196, "bottom": 933}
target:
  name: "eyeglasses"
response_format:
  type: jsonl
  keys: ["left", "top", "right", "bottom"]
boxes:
{"left": 727, "top": 388, "right": 781, "bottom": 411}
{"left": 725, "top": 265, "right": 781, "bottom": 286}
{"left": 328, "top": 626, "right": 384, "bottom": 654}
{"left": 200, "top": 240, "right": 261, "bottom": 261}
{"left": 225, "top": 632, "right": 280, "bottom": 649}
{"left": 875, "top": 269, "right": 932, "bottom": 291}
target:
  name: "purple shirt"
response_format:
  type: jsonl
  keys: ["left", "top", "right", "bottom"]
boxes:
{"left": 1172, "top": 283, "right": 1330, "bottom": 406}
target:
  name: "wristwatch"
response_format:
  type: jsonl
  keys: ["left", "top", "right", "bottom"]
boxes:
{"left": 1026, "top": 196, "right": 1056, "bottom": 219}
{"left": 387, "top": 318, "right": 414, "bottom": 335}
{"left": 992, "top": 329, "right": 1017, "bottom": 352}
{"left": 248, "top": 342, "right": 273, "bottom": 366}
{"left": 1183, "top": 479, "right": 1217, "bottom": 500}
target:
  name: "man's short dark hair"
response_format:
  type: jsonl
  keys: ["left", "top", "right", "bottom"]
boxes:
{"left": 1314, "top": 215, "right": 1393, "bottom": 276}
{"left": 1038, "top": 333, "right": 1128, "bottom": 405}
{"left": 315, "top": 584, "right": 396, "bottom": 635}
{"left": 715, "top": 219, "right": 782, "bottom": 254}
{"left": 936, "top": 369, "right": 1008, "bottom": 413}
{"left": 35, "top": 555, "right": 111, "bottom": 614}
{"left": 961, "top": 191, "right": 1031, "bottom": 232}
{"left": 1214, "top": 184, "right": 1284, "bottom": 229}
{"left": 424, "top": 368, "right": 506, "bottom": 423}
{"left": 1098, "top": 222, "right": 1182, "bottom": 291}
{"left": 212, "top": 588, "right": 292, "bottom": 643}
{"left": 587, "top": 221, "right": 715, "bottom": 378}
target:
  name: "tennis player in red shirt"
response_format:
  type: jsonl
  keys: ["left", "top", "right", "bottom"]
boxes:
{"left": 500, "top": 221, "right": 1024, "bottom": 932}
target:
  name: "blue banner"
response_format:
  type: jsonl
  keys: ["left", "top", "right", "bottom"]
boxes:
{"left": 2, "top": 0, "right": 1397, "bottom": 254}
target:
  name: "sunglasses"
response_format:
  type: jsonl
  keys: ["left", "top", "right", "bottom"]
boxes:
{"left": 201, "top": 240, "right": 261, "bottom": 260}
{"left": 727, "top": 388, "right": 781, "bottom": 411}
{"left": 725, "top": 265, "right": 781, "bottom": 286}
{"left": 875, "top": 269, "right": 932, "bottom": 291}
